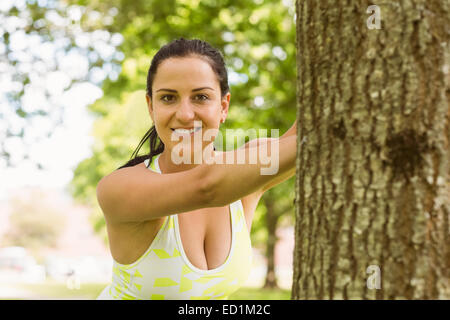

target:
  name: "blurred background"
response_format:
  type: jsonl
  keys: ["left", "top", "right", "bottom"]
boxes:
{"left": 0, "top": 0, "right": 297, "bottom": 299}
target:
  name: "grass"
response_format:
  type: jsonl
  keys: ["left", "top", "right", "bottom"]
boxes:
{"left": 3, "top": 282, "right": 291, "bottom": 300}
{"left": 7, "top": 281, "right": 108, "bottom": 300}
{"left": 229, "top": 287, "right": 291, "bottom": 300}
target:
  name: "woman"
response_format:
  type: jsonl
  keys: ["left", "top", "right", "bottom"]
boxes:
{"left": 96, "top": 38, "right": 297, "bottom": 300}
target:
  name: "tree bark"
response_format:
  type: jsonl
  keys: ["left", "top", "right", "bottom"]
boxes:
{"left": 292, "top": 0, "right": 449, "bottom": 299}
{"left": 263, "top": 195, "right": 280, "bottom": 289}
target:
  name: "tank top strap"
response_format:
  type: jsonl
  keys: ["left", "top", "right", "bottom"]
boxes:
{"left": 230, "top": 198, "right": 246, "bottom": 232}
{"left": 144, "top": 153, "right": 162, "bottom": 174}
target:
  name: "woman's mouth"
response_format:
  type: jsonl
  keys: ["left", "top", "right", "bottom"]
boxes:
{"left": 171, "top": 127, "right": 202, "bottom": 136}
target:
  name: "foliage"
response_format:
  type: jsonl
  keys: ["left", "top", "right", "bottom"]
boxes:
{"left": 67, "top": 90, "right": 151, "bottom": 245}
{"left": 68, "top": 0, "right": 297, "bottom": 129}
{"left": 0, "top": 0, "right": 122, "bottom": 167}
{"left": 251, "top": 181, "right": 295, "bottom": 252}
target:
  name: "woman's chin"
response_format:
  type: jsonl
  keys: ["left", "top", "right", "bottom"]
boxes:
{"left": 168, "top": 146, "right": 214, "bottom": 164}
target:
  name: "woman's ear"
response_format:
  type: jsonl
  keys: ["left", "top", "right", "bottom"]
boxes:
{"left": 221, "top": 92, "right": 230, "bottom": 122}
{"left": 146, "top": 94, "right": 154, "bottom": 122}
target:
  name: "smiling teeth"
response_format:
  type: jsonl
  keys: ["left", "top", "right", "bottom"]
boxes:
{"left": 174, "top": 127, "right": 201, "bottom": 134}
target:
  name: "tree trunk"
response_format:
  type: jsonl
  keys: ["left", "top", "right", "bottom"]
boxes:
{"left": 292, "top": 0, "right": 449, "bottom": 299}
{"left": 263, "top": 195, "right": 280, "bottom": 289}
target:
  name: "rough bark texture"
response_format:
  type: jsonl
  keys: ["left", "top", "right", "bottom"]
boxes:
{"left": 292, "top": 0, "right": 449, "bottom": 299}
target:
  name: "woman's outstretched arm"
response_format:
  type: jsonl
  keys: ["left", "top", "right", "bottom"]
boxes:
{"left": 203, "top": 133, "right": 297, "bottom": 207}
{"left": 236, "top": 119, "right": 298, "bottom": 194}
{"left": 96, "top": 121, "right": 298, "bottom": 223}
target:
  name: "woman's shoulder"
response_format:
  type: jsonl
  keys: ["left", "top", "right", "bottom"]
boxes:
{"left": 116, "top": 155, "right": 149, "bottom": 170}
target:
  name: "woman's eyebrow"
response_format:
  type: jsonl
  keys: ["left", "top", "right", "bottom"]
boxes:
{"left": 192, "top": 87, "right": 214, "bottom": 92}
{"left": 156, "top": 87, "right": 214, "bottom": 93}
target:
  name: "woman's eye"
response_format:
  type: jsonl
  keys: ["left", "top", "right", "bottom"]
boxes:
{"left": 161, "top": 95, "right": 174, "bottom": 102}
{"left": 195, "top": 94, "right": 208, "bottom": 101}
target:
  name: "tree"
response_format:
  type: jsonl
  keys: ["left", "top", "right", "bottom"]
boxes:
{"left": 292, "top": 0, "right": 449, "bottom": 299}
{"left": 262, "top": 185, "right": 295, "bottom": 289}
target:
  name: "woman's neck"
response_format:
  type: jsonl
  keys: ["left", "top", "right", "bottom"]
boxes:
{"left": 158, "top": 144, "right": 216, "bottom": 174}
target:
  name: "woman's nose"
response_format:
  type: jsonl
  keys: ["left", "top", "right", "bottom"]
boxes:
{"left": 175, "top": 98, "right": 195, "bottom": 122}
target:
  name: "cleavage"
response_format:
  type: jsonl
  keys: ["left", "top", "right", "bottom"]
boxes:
{"left": 177, "top": 206, "right": 232, "bottom": 271}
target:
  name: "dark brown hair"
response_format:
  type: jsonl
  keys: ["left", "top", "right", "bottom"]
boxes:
{"left": 117, "top": 38, "right": 229, "bottom": 170}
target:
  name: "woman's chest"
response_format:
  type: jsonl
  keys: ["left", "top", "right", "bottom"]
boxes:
{"left": 110, "top": 204, "right": 253, "bottom": 299}
{"left": 109, "top": 203, "right": 251, "bottom": 269}
{"left": 177, "top": 206, "right": 233, "bottom": 271}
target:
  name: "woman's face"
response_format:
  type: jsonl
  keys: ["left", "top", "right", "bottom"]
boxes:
{"left": 147, "top": 56, "right": 230, "bottom": 160}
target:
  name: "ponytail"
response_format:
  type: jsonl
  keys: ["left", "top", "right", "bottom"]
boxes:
{"left": 116, "top": 125, "right": 164, "bottom": 170}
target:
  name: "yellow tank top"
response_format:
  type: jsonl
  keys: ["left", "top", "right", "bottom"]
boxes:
{"left": 97, "top": 153, "right": 253, "bottom": 300}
